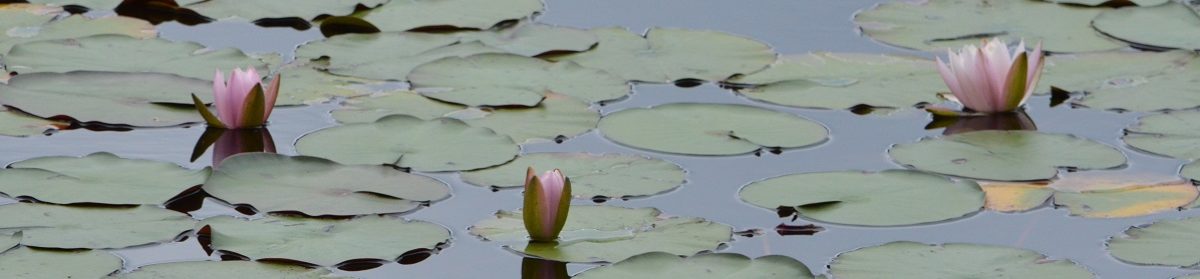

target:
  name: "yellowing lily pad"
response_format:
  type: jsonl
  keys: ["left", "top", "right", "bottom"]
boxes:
{"left": 184, "top": 0, "right": 388, "bottom": 21}
{"left": 410, "top": 53, "right": 629, "bottom": 106}
{"left": 0, "top": 71, "right": 210, "bottom": 127}
{"left": 830, "top": 241, "right": 1093, "bottom": 279}
{"left": 114, "top": 261, "right": 346, "bottom": 279}
{"left": 360, "top": 0, "right": 543, "bottom": 32}
{"left": 4, "top": 34, "right": 269, "bottom": 81}
{"left": 979, "top": 182, "right": 1054, "bottom": 212}
{"left": 295, "top": 114, "right": 518, "bottom": 171}
{"left": 1125, "top": 111, "right": 1200, "bottom": 159}
{"left": 462, "top": 152, "right": 685, "bottom": 199}
{"left": 1108, "top": 216, "right": 1200, "bottom": 267}
{"left": 545, "top": 27, "right": 776, "bottom": 83}
{"left": 201, "top": 215, "right": 449, "bottom": 267}
{"left": 724, "top": 52, "right": 942, "bottom": 110}
{"left": 982, "top": 172, "right": 1196, "bottom": 218}
{"left": 0, "top": 153, "right": 208, "bottom": 205}
{"left": 574, "top": 252, "right": 816, "bottom": 279}
{"left": 598, "top": 103, "right": 827, "bottom": 155}
{"left": 889, "top": 131, "right": 1126, "bottom": 181}
{"left": 0, "top": 203, "right": 194, "bottom": 249}
{"left": 1093, "top": 2, "right": 1200, "bottom": 50}
{"left": 0, "top": 247, "right": 122, "bottom": 279}
{"left": 295, "top": 32, "right": 504, "bottom": 81}
{"left": 0, "top": 15, "right": 155, "bottom": 57}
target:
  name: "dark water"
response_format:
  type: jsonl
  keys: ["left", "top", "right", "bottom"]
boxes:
{"left": 1, "top": 0, "right": 1195, "bottom": 278}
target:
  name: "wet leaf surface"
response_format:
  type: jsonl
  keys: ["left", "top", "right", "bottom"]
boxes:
{"left": 1092, "top": 1, "right": 1200, "bottom": 50}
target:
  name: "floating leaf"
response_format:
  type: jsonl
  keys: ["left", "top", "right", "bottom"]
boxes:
{"left": 295, "top": 32, "right": 504, "bottom": 81}
{"left": 462, "top": 152, "right": 685, "bottom": 199}
{"left": 830, "top": 241, "right": 1093, "bottom": 279}
{"left": 1038, "top": 51, "right": 1196, "bottom": 94}
{"left": 574, "top": 252, "right": 816, "bottom": 279}
{"left": 0, "top": 3, "right": 61, "bottom": 32}
{"left": 274, "top": 60, "right": 379, "bottom": 105}
{"left": 725, "top": 52, "right": 942, "bottom": 109}
{"left": 982, "top": 172, "right": 1196, "bottom": 217}
{"left": 1075, "top": 65, "right": 1200, "bottom": 112}
{"left": 0, "top": 234, "right": 16, "bottom": 251}
{"left": 296, "top": 114, "right": 518, "bottom": 171}
{"left": 183, "top": 0, "right": 387, "bottom": 21}
{"left": 331, "top": 90, "right": 462, "bottom": 122}
{"left": 0, "top": 247, "right": 121, "bottom": 279}
{"left": 114, "top": 261, "right": 346, "bottom": 279}
{"left": 457, "top": 22, "right": 597, "bottom": 57}
{"left": 469, "top": 205, "right": 732, "bottom": 263}
{"left": 0, "top": 153, "right": 207, "bottom": 205}
{"left": 1108, "top": 216, "right": 1200, "bottom": 267}
{"left": 0, "top": 15, "right": 155, "bottom": 57}
{"left": 0, "top": 203, "right": 194, "bottom": 249}
{"left": 23, "top": 0, "right": 124, "bottom": 9}
{"left": 889, "top": 131, "right": 1126, "bottom": 181}
{"left": 202, "top": 215, "right": 449, "bottom": 267}
{"left": 360, "top": 0, "right": 543, "bottom": 32}
{"left": 1039, "top": 0, "right": 1168, "bottom": 6}
{"left": 854, "top": 0, "right": 1124, "bottom": 53}
{"left": 1184, "top": 161, "right": 1200, "bottom": 182}
{"left": 203, "top": 153, "right": 450, "bottom": 216}
{"left": 979, "top": 182, "right": 1054, "bottom": 212}
{"left": 0, "top": 71, "right": 210, "bottom": 126}
{"left": 598, "top": 103, "right": 827, "bottom": 155}
{"left": 1093, "top": 2, "right": 1200, "bottom": 50}
{"left": 0, "top": 107, "right": 65, "bottom": 137}
{"left": 545, "top": 27, "right": 776, "bottom": 83}
{"left": 1125, "top": 111, "right": 1200, "bottom": 159}
{"left": 739, "top": 170, "right": 983, "bottom": 226}
{"left": 4, "top": 34, "right": 268, "bottom": 81}
{"left": 410, "top": 53, "right": 629, "bottom": 106}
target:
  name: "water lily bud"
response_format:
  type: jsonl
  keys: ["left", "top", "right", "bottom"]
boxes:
{"left": 523, "top": 167, "right": 571, "bottom": 242}
{"left": 192, "top": 67, "right": 281, "bottom": 129}
{"left": 935, "top": 38, "right": 1045, "bottom": 113}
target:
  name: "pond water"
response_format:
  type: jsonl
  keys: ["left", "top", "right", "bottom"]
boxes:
{"left": 1, "top": 0, "right": 1198, "bottom": 278}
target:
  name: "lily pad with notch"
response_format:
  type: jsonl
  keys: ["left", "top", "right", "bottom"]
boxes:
{"left": 461, "top": 152, "right": 686, "bottom": 200}
{"left": 0, "top": 152, "right": 208, "bottom": 205}
{"left": 1108, "top": 216, "right": 1200, "bottom": 267}
{"left": 1092, "top": 1, "right": 1200, "bottom": 50}
{"left": 598, "top": 103, "right": 827, "bottom": 156}
{"left": 410, "top": 53, "right": 629, "bottom": 106}
{"left": 574, "top": 252, "right": 816, "bottom": 279}
{"left": 0, "top": 203, "right": 194, "bottom": 249}
{"left": 3, "top": 34, "right": 269, "bottom": 81}
{"left": 544, "top": 27, "right": 776, "bottom": 83}
{"left": 296, "top": 114, "right": 519, "bottom": 171}
{"left": 200, "top": 215, "right": 450, "bottom": 267}
{"left": 889, "top": 130, "right": 1127, "bottom": 181}
{"left": 0, "top": 71, "right": 210, "bottom": 127}
{"left": 724, "top": 52, "right": 943, "bottom": 110}
{"left": 1124, "top": 111, "right": 1200, "bottom": 160}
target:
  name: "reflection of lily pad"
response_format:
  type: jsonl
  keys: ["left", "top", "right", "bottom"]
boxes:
{"left": 296, "top": 115, "right": 518, "bottom": 171}
{"left": 599, "top": 103, "right": 827, "bottom": 155}
{"left": 1125, "top": 112, "right": 1200, "bottom": 159}
{"left": 203, "top": 153, "right": 450, "bottom": 216}
{"left": 295, "top": 32, "right": 503, "bottom": 81}
{"left": 725, "top": 52, "right": 942, "bottom": 109}
{"left": 0, "top": 107, "right": 64, "bottom": 137}
{"left": 984, "top": 172, "right": 1197, "bottom": 217}
{"left": 0, "top": 14, "right": 155, "bottom": 57}
{"left": 184, "top": 0, "right": 387, "bottom": 21}
{"left": 545, "top": 27, "right": 776, "bottom": 83}
{"left": 0, "top": 247, "right": 122, "bottom": 279}
{"left": 361, "top": 0, "right": 543, "bottom": 32}
{"left": 1108, "top": 216, "right": 1200, "bottom": 267}
{"left": 469, "top": 205, "right": 732, "bottom": 263}
{"left": 0, "top": 203, "right": 194, "bottom": 249}
{"left": 462, "top": 152, "right": 685, "bottom": 199}
{"left": 574, "top": 252, "right": 815, "bottom": 279}
{"left": 1093, "top": 2, "right": 1200, "bottom": 50}
{"left": 739, "top": 170, "right": 983, "bottom": 226}
{"left": 4, "top": 34, "right": 268, "bottom": 81}
{"left": 115, "top": 261, "right": 345, "bottom": 279}
{"left": 202, "top": 215, "right": 449, "bottom": 267}
{"left": 830, "top": 241, "right": 1093, "bottom": 279}
{"left": 0, "top": 153, "right": 208, "bottom": 205}
{"left": 1038, "top": 51, "right": 1196, "bottom": 94}
{"left": 0, "top": 72, "right": 210, "bottom": 126}
{"left": 889, "top": 131, "right": 1126, "bottom": 181}
{"left": 410, "top": 53, "right": 629, "bottom": 106}
{"left": 854, "top": 0, "right": 1124, "bottom": 53}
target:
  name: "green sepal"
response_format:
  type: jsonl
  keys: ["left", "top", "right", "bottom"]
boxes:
{"left": 191, "top": 93, "right": 226, "bottom": 129}
{"left": 1002, "top": 52, "right": 1029, "bottom": 111}
{"left": 524, "top": 168, "right": 548, "bottom": 241}
{"left": 238, "top": 84, "right": 267, "bottom": 128}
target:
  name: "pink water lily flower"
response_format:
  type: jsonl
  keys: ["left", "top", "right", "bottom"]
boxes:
{"left": 524, "top": 168, "right": 571, "bottom": 242}
{"left": 191, "top": 67, "right": 280, "bottom": 129}
{"left": 935, "top": 38, "right": 1045, "bottom": 114}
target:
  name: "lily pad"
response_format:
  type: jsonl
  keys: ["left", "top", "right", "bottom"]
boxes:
{"left": 469, "top": 205, "right": 732, "bottom": 263}
{"left": 983, "top": 172, "right": 1196, "bottom": 218}
{"left": 1074, "top": 65, "right": 1200, "bottom": 112}
{"left": 1125, "top": 111, "right": 1200, "bottom": 159}
{"left": 203, "top": 153, "right": 450, "bottom": 217}
{"left": 724, "top": 52, "right": 942, "bottom": 110}
{"left": 0, "top": 247, "right": 122, "bottom": 279}
{"left": 1038, "top": 50, "right": 1196, "bottom": 94}
{"left": 275, "top": 60, "right": 379, "bottom": 105}
{"left": 574, "top": 252, "right": 815, "bottom": 279}
{"left": 545, "top": 27, "right": 776, "bottom": 83}
{"left": 0, "top": 71, "right": 210, "bottom": 126}
{"left": 0, "top": 203, "right": 194, "bottom": 249}
{"left": 1184, "top": 161, "right": 1200, "bottom": 182}
{"left": 410, "top": 53, "right": 629, "bottom": 106}
{"left": 854, "top": 0, "right": 1125, "bottom": 53}
{"left": 1040, "top": 0, "right": 1169, "bottom": 6}
{"left": 598, "top": 103, "right": 827, "bottom": 155}
{"left": 889, "top": 131, "right": 1126, "bottom": 181}
{"left": 332, "top": 90, "right": 463, "bottom": 122}
{"left": 0, "top": 4, "right": 60, "bottom": 32}
{"left": 0, "top": 15, "right": 155, "bottom": 57}
{"left": 1107, "top": 216, "right": 1200, "bottom": 267}
{"left": 0, "top": 153, "right": 208, "bottom": 205}
{"left": 0, "top": 234, "right": 16, "bottom": 251}
{"left": 462, "top": 152, "right": 686, "bottom": 199}
{"left": 457, "top": 22, "right": 597, "bottom": 57}
{"left": 3, "top": 34, "right": 269, "bottom": 81}
{"left": 0, "top": 107, "right": 65, "bottom": 137}
{"left": 184, "top": 0, "right": 387, "bottom": 21}
{"left": 295, "top": 32, "right": 504, "bottom": 81}
{"left": 295, "top": 114, "right": 518, "bottom": 171}
{"left": 980, "top": 182, "right": 1055, "bottom": 212}
{"left": 360, "top": 0, "right": 543, "bottom": 32}
{"left": 1093, "top": 2, "right": 1200, "bottom": 50}
{"left": 114, "top": 261, "right": 345, "bottom": 279}
{"left": 739, "top": 170, "right": 983, "bottom": 226}
{"left": 201, "top": 215, "right": 450, "bottom": 267}
{"left": 829, "top": 241, "right": 1093, "bottom": 279}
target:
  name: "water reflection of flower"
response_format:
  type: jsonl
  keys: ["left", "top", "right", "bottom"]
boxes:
{"left": 190, "top": 128, "right": 276, "bottom": 167}
{"left": 521, "top": 257, "right": 569, "bottom": 279}
{"left": 926, "top": 111, "right": 1037, "bottom": 135}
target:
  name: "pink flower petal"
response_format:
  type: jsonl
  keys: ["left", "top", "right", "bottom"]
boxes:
{"left": 212, "top": 69, "right": 236, "bottom": 127}
{"left": 538, "top": 169, "right": 566, "bottom": 237}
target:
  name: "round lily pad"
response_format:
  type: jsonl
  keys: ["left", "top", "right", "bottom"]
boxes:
{"left": 1126, "top": 112, "right": 1200, "bottom": 160}
{"left": 854, "top": 0, "right": 1125, "bottom": 53}
{"left": 1093, "top": 2, "right": 1200, "bottom": 50}
{"left": 4, "top": 34, "right": 268, "bottom": 81}
{"left": 295, "top": 114, "right": 519, "bottom": 171}
{"left": 545, "top": 27, "right": 776, "bottom": 83}
{"left": 0, "top": 247, "right": 122, "bottom": 279}
{"left": 410, "top": 53, "right": 629, "bottom": 106}
{"left": 889, "top": 131, "right": 1127, "bottom": 181}
{"left": 201, "top": 215, "right": 450, "bottom": 267}
{"left": 0, "top": 14, "right": 155, "bottom": 57}
{"left": 360, "top": 0, "right": 543, "bottom": 32}
{"left": 0, "top": 203, "right": 194, "bottom": 249}
{"left": 739, "top": 170, "right": 983, "bottom": 226}
{"left": 598, "top": 103, "right": 827, "bottom": 156}
{"left": 830, "top": 241, "right": 1094, "bottom": 279}
{"left": 274, "top": 60, "right": 379, "bottom": 106}
{"left": 184, "top": 0, "right": 387, "bottom": 21}
{"left": 0, "top": 153, "right": 208, "bottom": 205}
{"left": 469, "top": 205, "right": 732, "bottom": 263}
{"left": 114, "top": 261, "right": 345, "bottom": 279}
{"left": 1108, "top": 216, "right": 1200, "bottom": 267}
{"left": 203, "top": 153, "right": 450, "bottom": 217}
{"left": 456, "top": 22, "right": 597, "bottom": 57}
{"left": 0, "top": 107, "right": 65, "bottom": 137}
{"left": 725, "top": 52, "right": 942, "bottom": 110}
{"left": 462, "top": 152, "right": 686, "bottom": 199}
{"left": 574, "top": 252, "right": 815, "bottom": 279}
{"left": 295, "top": 32, "right": 504, "bottom": 81}
{"left": 1038, "top": 50, "right": 1196, "bottom": 94}
{"left": 0, "top": 71, "right": 210, "bottom": 127}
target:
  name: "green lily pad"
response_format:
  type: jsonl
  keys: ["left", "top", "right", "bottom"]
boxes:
{"left": 0, "top": 234, "right": 17, "bottom": 251}
{"left": 296, "top": 114, "right": 518, "bottom": 171}
{"left": 1183, "top": 161, "right": 1200, "bottom": 182}
{"left": 889, "top": 131, "right": 1127, "bottom": 181}
{"left": 598, "top": 103, "right": 827, "bottom": 155}
{"left": 739, "top": 170, "right": 984, "bottom": 226}
{"left": 24, "top": 0, "right": 124, "bottom": 9}
{"left": 0, "top": 71, "right": 210, "bottom": 126}
{"left": 201, "top": 215, "right": 449, "bottom": 267}
{"left": 545, "top": 27, "right": 776, "bottom": 83}
{"left": 295, "top": 32, "right": 504, "bottom": 81}
{"left": 0, "top": 153, "right": 207, "bottom": 205}
{"left": 1125, "top": 111, "right": 1200, "bottom": 159}
{"left": 1073, "top": 63, "right": 1200, "bottom": 112}
{"left": 4, "top": 34, "right": 269, "bottom": 81}
{"left": 461, "top": 152, "right": 685, "bottom": 199}
{"left": 275, "top": 60, "right": 379, "bottom": 106}
{"left": 1038, "top": 50, "right": 1196, "bottom": 94}
{"left": 830, "top": 241, "right": 1093, "bottom": 279}
{"left": 1107, "top": 216, "right": 1200, "bottom": 266}
{"left": 410, "top": 53, "right": 629, "bottom": 106}
{"left": 0, "top": 203, "right": 194, "bottom": 249}
{"left": 457, "top": 22, "right": 597, "bottom": 57}
{"left": 574, "top": 252, "right": 815, "bottom": 279}
{"left": 724, "top": 52, "right": 942, "bottom": 110}
{"left": 203, "top": 153, "right": 450, "bottom": 217}
{"left": 360, "top": 0, "right": 543, "bottom": 32}
{"left": 854, "top": 0, "right": 1125, "bottom": 53}
{"left": 0, "top": 4, "right": 60, "bottom": 29}
{"left": 184, "top": 0, "right": 387, "bottom": 21}
{"left": 332, "top": 90, "right": 463, "bottom": 123}
{"left": 1093, "top": 2, "right": 1200, "bottom": 50}
{"left": 0, "top": 247, "right": 122, "bottom": 279}
{"left": 113, "top": 261, "right": 346, "bottom": 279}
{"left": 1040, "top": 0, "right": 1168, "bottom": 6}
{"left": 0, "top": 107, "right": 65, "bottom": 137}
{"left": 0, "top": 15, "right": 155, "bottom": 57}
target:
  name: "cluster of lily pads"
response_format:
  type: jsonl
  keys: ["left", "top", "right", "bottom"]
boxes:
{"left": 1, "top": 0, "right": 1200, "bottom": 278}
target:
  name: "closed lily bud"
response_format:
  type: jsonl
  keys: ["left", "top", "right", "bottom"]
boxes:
{"left": 192, "top": 67, "right": 281, "bottom": 129}
{"left": 935, "top": 38, "right": 1045, "bottom": 113}
{"left": 524, "top": 167, "right": 571, "bottom": 242}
